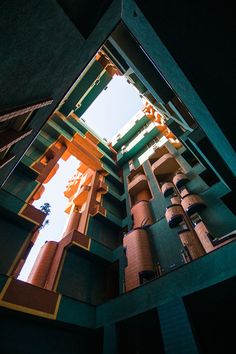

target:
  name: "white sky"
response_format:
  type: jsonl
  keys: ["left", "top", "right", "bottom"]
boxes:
{"left": 82, "top": 75, "right": 142, "bottom": 139}
{"left": 18, "top": 75, "right": 142, "bottom": 281}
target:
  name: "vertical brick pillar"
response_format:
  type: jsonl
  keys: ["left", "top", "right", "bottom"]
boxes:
{"left": 135, "top": 188, "right": 152, "bottom": 202}
{"left": 102, "top": 324, "right": 118, "bottom": 354}
{"left": 123, "top": 228, "right": 154, "bottom": 291}
{"left": 131, "top": 200, "right": 154, "bottom": 228}
{"left": 63, "top": 207, "right": 81, "bottom": 237}
{"left": 158, "top": 298, "right": 199, "bottom": 354}
{"left": 27, "top": 241, "right": 58, "bottom": 288}
{"left": 178, "top": 230, "right": 206, "bottom": 260}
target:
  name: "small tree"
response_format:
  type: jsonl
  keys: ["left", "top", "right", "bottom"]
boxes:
{"left": 39, "top": 202, "right": 51, "bottom": 230}
{"left": 40, "top": 202, "right": 51, "bottom": 216}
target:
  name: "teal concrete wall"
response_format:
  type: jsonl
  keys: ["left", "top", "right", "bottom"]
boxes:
{"left": 75, "top": 71, "right": 112, "bottom": 117}
{"left": 0, "top": 307, "right": 102, "bottom": 354}
{"left": 57, "top": 249, "right": 108, "bottom": 305}
{"left": 96, "top": 240, "right": 236, "bottom": 327}
{"left": 103, "top": 194, "right": 126, "bottom": 219}
{"left": 102, "top": 324, "right": 118, "bottom": 354}
{"left": 148, "top": 219, "right": 184, "bottom": 273}
{"left": 158, "top": 299, "right": 199, "bottom": 354}
{"left": 106, "top": 178, "right": 123, "bottom": 196}
{"left": 200, "top": 185, "right": 236, "bottom": 237}
{"left": 60, "top": 60, "right": 107, "bottom": 116}
{"left": 0, "top": 215, "right": 30, "bottom": 273}
{"left": 2, "top": 167, "right": 38, "bottom": 202}
{"left": 87, "top": 216, "right": 122, "bottom": 249}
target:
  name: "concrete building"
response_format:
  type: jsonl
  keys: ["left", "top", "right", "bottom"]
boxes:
{"left": 0, "top": 1, "right": 234, "bottom": 354}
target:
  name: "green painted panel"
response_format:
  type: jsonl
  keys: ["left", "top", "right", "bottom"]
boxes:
{"left": 117, "top": 126, "right": 158, "bottom": 165}
{"left": 101, "top": 154, "right": 119, "bottom": 172}
{"left": 103, "top": 194, "right": 126, "bottom": 219}
{"left": 98, "top": 141, "right": 115, "bottom": 158}
{"left": 0, "top": 275, "right": 8, "bottom": 291}
{"left": 75, "top": 71, "right": 112, "bottom": 117}
{"left": 158, "top": 299, "right": 199, "bottom": 354}
{"left": 0, "top": 306, "right": 101, "bottom": 354}
{"left": 149, "top": 218, "right": 184, "bottom": 273}
{"left": 105, "top": 178, "right": 123, "bottom": 195}
{"left": 113, "top": 115, "right": 149, "bottom": 150}
{"left": 2, "top": 169, "right": 38, "bottom": 202}
{"left": 199, "top": 191, "right": 236, "bottom": 238}
{"left": 66, "top": 116, "right": 87, "bottom": 134}
{"left": 59, "top": 60, "right": 105, "bottom": 116}
{"left": 0, "top": 215, "right": 30, "bottom": 273}
{"left": 96, "top": 240, "right": 236, "bottom": 326}
{"left": 57, "top": 249, "right": 108, "bottom": 305}
{"left": 57, "top": 295, "right": 96, "bottom": 328}
{"left": 87, "top": 215, "right": 122, "bottom": 249}
{"left": 0, "top": 190, "right": 24, "bottom": 214}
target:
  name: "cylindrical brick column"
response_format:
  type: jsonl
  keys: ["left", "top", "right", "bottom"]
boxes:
{"left": 27, "top": 241, "right": 58, "bottom": 288}
{"left": 123, "top": 228, "right": 154, "bottom": 291}
{"left": 131, "top": 200, "right": 154, "bottom": 228}
{"left": 179, "top": 230, "right": 206, "bottom": 260}
{"left": 63, "top": 208, "right": 81, "bottom": 237}
{"left": 194, "top": 221, "right": 215, "bottom": 253}
{"left": 135, "top": 188, "right": 152, "bottom": 202}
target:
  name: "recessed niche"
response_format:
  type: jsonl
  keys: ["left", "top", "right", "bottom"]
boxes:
{"left": 150, "top": 147, "right": 181, "bottom": 188}
{"left": 127, "top": 166, "right": 152, "bottom": 206}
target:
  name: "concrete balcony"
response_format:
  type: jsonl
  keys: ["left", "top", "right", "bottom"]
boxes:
{"left": 165, "top": 204, "right": 184, "bottom": 228}
{"left": 181, "top": 193, "right": 206, "bottom": 216}
{"left": 173, "top": 173, "right": 189, "bottom": 188}
{"left": 161, "top": 182, "right": 174, "bottom": 197}
{"left": 128, "top": 173, "right": 148, "bottom": 196}
{"left": 152, "top": 153, "right": 179, "bottom": 175}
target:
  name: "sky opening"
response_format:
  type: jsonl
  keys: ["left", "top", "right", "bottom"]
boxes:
{"left": 82, "top": 75, "right": 142, "bottom": 140}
